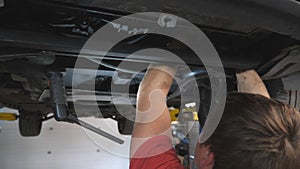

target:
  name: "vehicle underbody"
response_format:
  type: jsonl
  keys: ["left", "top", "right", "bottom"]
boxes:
{"left": 0, "top": 0, "right": 299, "bottom": 137}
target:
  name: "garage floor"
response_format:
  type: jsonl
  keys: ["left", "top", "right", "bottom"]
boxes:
{"left": 0, "top": 108, "right": 130, "bottom": 169}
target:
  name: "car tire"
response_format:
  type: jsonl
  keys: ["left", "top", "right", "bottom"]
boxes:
{"left": 266, "top": 79, "right": 300, "bottom": 111}
{"left": 117, "top": 117, "right": 134, "bottom": 135}
{"left": 19, "top": 113, "right": 42, "bottom": 137}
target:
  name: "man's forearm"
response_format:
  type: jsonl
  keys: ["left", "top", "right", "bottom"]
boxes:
{"left": 132, "top": 65, "right": 176, "bottom": 138}
{"left": 137, "top": 65, "right": 176, "bottom": 112}
{"left": 130, "top": 65, "right": 176, "bottom": 157}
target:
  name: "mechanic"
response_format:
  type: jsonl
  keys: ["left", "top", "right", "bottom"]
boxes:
{"left": 130, "top": 65, "right": 300, "bottom": 169}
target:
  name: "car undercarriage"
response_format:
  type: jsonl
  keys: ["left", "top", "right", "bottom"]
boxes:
{"left": 0, "top": 0, "right": 299, "bottom": 138}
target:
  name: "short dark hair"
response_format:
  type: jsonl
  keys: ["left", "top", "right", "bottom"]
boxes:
{"left": 205, "top": 92, "right": 300, "bottom": 169}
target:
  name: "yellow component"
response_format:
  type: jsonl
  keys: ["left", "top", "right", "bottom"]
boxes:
{"left": 193, "top": 112, "right": 199, "bottom": 121}
{"left": 170, "top": 108, "right": 180, "bottom": 121}
{"left": 0, "top": 113, "right": 17, "bottom": 121}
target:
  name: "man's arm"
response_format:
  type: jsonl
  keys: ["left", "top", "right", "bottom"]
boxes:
{"left": 132, "top": 69, "right": 268, "bottom": 139}
{"left": 130, "top": 64, "right": 176, "bottom": 155}
{"left": 236, "top": 70, "right": 270, "bottom": 98}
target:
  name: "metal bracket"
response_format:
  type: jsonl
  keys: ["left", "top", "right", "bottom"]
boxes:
{"left": 262, "top": 46, "right": 300, "bottom": 80}
{"left": 282, "top": 73, "right": 300, "bottom": 91}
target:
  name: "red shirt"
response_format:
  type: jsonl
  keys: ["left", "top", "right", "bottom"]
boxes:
{"left": 130, "top": 135, "right": 185, "bottom": 169}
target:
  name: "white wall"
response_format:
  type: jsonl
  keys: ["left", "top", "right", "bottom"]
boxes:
{"left": 0, "top": 108, "right": 130, "bottom": 169}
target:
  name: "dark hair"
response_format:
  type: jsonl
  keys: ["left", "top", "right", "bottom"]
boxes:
{"left": 205, "top": 92, "right": 300, "bottom": 169}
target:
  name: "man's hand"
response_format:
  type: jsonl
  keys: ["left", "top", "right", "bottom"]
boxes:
{"left": 236, "top": 70, "right": 270, "bottom": 98}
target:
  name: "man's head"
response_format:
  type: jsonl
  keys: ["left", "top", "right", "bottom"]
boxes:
{"left": 195, "top": 92, "right": 300, "bottom": 169}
